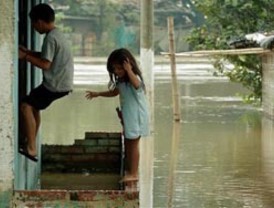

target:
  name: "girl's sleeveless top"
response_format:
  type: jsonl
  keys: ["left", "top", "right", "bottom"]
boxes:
{"left": 117, "top": 80, "right": 150, "bottom": 139}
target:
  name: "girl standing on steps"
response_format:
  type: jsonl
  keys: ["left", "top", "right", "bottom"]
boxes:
{"left": 85, "top": 48, "right": 150, "bottom": 182}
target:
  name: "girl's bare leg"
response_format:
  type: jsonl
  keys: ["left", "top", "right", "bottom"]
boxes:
{"left": 123, "top": 137, "right": 140, "bottom": 181}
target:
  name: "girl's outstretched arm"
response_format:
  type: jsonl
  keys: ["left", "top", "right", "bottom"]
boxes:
{"left": 123, "top": 59, "right": 140, "bottom": 89}
{"left": 85, "top": 88, "right": 119, "bottom": 100}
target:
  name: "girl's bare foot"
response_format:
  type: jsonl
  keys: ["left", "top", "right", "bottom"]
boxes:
{"left": 119, "top": 175, "right": 138, "bottom": 183}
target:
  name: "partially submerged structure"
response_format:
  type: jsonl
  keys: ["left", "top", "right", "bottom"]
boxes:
{"left": 3, "top": 1, "right": 274, "bottom": 207}
{"left": 13, "top": 132, "right": 138, "bottom": 207}
{"left": 0, "top": 1, "right": 139, "bottom": 207}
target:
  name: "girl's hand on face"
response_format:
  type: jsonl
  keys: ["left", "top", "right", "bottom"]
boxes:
{"left": 123, "top": 59, "right": 132, "bottom": 72}
{"left": 85, "top": 91, "right": 99, "bottom": 100}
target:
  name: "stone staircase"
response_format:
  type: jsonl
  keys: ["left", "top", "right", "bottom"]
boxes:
{"left": 13, "top": 132, "right": 139, "bottom": 207}
{"left": 42, "top": 132, "right": 123, "bottom": 174}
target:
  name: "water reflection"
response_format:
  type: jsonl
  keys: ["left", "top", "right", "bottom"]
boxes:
{"left": 261, "top": 117, "right": 274, "bottom": 208}
{"left": 167, "top": 122, "right": 181, "bottom": 208}
{"left": 153, "top": 78, "right": 274, "bottom": 208}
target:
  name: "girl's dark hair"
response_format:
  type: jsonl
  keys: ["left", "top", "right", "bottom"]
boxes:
{"left": 107, "top": 48, "right": 145, "bottom": 90}
{"left": 29, "top": 3, "right": 55, "bottom": 23}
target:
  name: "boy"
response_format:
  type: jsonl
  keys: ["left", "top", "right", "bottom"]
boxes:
{"left": 18, "top": 3, "right": 74, "bottom": 162}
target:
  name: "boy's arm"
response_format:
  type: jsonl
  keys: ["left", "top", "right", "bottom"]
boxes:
{"left": 20, "top": 45, "right": 41, "bottom": 57}
{"left": 19, "top": 46, "right": 51, "bottom": 70}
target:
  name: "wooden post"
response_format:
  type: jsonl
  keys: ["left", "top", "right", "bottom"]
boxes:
{"left": 168, "top": 16, "right": 181, "bottom": 122}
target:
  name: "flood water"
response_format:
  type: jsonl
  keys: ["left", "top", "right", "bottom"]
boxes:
{"left": 42, "top": 58, "right": 274, "bottom": 208}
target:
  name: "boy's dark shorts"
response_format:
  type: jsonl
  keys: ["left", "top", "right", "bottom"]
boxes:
{"left": 22, "top": 84, "right": 70, "bottom": 110}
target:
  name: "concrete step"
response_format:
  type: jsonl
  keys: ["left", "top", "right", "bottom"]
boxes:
{"left": 42, "top": 152, "right": 121, "bottom": 173}
{"left": 13, "top": 189, "right": 139, "bottom": 208}
{"left": 42, "top": 131, "right": 123, "bottom": 173}
{"left": 84, "top": 132, "right": 121, "bottom": 140}
{"left": 41, "top": 173, "right": 121, "bottom": 190}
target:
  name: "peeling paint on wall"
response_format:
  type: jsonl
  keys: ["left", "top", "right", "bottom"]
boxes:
{"left": 0, "top": 1, "right": 15, "bottom": 194}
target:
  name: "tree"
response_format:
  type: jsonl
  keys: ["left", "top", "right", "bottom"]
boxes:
{"left": 154, "top": 0, "right": 204, "bottom": 27}
{"left": 46, "top": 0, "right": 140, "bottom": 55}
{"left": 187, "top": 0, "right": 274, "bottom": 103}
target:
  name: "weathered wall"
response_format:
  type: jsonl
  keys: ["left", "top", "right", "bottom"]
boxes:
{"left": 0, "top": 0, "right": 15, "bottom": 207}
{"left": 262, "top": 53, "right": 274, "bottom": 120}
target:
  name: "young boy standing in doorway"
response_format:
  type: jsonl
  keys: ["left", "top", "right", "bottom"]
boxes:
{"left": 18, "top": 3, "right": 74, "bottom": 162}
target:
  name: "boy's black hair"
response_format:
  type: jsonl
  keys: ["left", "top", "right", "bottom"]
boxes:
{"left": 29, "top": 3, "right": 55, "bottom": 23}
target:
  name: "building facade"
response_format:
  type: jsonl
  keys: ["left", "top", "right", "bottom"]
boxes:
{"left": 0, "top": 1, "right": 42, "bottom": 207}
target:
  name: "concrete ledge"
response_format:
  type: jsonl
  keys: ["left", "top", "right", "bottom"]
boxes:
{"left": 85, "top": 132, "right": 121, "bottom": 139}
{"left": 13, "top": 190, "right": 139, "bottom": 207}
{"left": 14, "top": 190, "right": 69, "bottom": 201}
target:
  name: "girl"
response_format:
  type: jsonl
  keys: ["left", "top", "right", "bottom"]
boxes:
{"left": 85, "top": 48, "right": 150, "bottom": 182}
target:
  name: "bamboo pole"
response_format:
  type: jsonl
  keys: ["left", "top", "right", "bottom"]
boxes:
{"left": 168, "top": 16, "right": 181, "bottom": 122}
{"left": 161, "top": 47, "right": 271, "bottom": 57}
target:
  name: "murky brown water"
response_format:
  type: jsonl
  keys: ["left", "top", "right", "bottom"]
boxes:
{"left": 42, "top": 61, "right": 274, "bottom": 208}
{"left": 153, "top": 81, "right": 274, "bottom": 208}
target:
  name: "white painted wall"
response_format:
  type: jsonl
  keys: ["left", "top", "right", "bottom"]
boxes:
{"left": 140, "top": 48, "right": 154, "bottom": 208}
{"left": 262, "top": 53, "right": 274, "bottom": 119}
{"left": 140, "top": 1, "right": 154, "bottom": 207}
{"left": 0, "top": 1, "right": 15, "bottom": 192}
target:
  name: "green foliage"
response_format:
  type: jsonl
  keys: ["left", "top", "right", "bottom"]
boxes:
{"left": 213, "top": 55, "right": 262, "bottom": 104}
{"left": 188, "top": 0, "right": 274, "bottom": 103}
{"left": 46, "top": 0, "right": 140, "bottom": 55}
{"left": 47, "top": 0, "right": 205, "bottom": 55}
{"left": 154, "top": 0, "right": 204, "bottom": 27}
{"left": 55, "top": 12, "right": 72, "bottom": 33}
